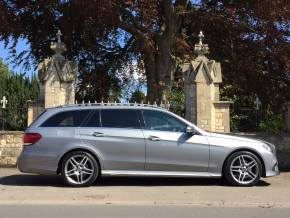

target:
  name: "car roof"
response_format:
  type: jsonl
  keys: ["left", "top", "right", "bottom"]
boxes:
{"left": 48, "top": 103, "right": 169, "bottom": 112}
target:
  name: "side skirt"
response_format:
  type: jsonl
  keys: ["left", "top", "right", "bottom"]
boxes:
{"left": 101, "top": 170, "right": 221, "bottom": 178}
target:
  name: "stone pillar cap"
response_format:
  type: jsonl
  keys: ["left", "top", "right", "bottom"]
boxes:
{"left": 213, "top": 101, "right": 233, "bottom": 106}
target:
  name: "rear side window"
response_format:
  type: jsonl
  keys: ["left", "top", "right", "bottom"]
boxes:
{"left": 41, "top": 110, "right": 92, "bottom": 127}
{"left": 28, "top": 109, "right": 47, "bottom": 128}
{"left": 82, "top": 110, "right": 100, "bottom": 127}
{"left": 101, "top": 109, "right": 139, "bottom": 128}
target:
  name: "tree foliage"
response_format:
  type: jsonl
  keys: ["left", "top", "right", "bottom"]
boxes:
{"left": 0, "top": 0, "right": 289, "bottom": 110}
{"left": 0, "top": 59, "right": 39, "bottom": 130}
{"left": 129, "top": 89, "right": 146, "bottom": 103}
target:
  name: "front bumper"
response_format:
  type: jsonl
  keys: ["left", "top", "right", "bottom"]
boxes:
{"left": 263, "top": 152, "right": 279, "bottom": 177}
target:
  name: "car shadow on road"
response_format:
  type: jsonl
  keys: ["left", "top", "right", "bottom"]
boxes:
{"left": 0, "top": 173, "right": 270, "bottom": 187}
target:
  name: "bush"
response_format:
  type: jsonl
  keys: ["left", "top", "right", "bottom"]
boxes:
{"left": 259, "top": 108, "right": 285, "bottom": 134}
{"left": 166, "top": 86, "right": 185, "bottom": 117}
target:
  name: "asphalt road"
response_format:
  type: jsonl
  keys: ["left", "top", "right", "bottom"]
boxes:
{"left": 0, "top": 204, "right": 290, "bottom": 218}
{"left": 1, "top": 168, "right": 290, "bottom": 207}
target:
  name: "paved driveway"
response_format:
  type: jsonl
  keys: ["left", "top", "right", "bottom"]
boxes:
{"left": 0, "top": 168, "right": 290, "bottom": 207}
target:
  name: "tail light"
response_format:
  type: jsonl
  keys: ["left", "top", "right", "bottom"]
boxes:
{"left": 23, "top": 133, "right": 42, "bottom": 145}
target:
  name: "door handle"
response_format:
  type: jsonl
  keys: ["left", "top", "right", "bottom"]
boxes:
{"left": 148, "top": 135, "right": 160, "bottom": 141}
{"left": 92, "top": 132, "right": 104, "bottom": 137}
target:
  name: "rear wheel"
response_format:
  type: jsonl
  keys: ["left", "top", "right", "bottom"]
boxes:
{"left": 224, "top": 151, "right": 262, "bottom": 186}
{"left": 61, "top": 151, "right": 99, "bottom": 187}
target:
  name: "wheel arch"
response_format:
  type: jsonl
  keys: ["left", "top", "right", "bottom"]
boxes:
{"left": 222, "top": 148, "right": 266, "bottom": 178}
{"left": 57, "top": 148, "right": 102, "bottom": 174}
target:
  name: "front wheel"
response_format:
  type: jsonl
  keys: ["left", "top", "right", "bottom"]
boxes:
{"left": 61, "top": 151, "right": 99, "bottom": 187}
{"left": 223, "top": 151, "right": 262, "bottom": 186}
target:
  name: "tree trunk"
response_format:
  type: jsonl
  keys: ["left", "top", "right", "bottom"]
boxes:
{"left": 144, "top": 0, "right": 184, "bottom": 104}
{"left": 145, "top": 60, "right": 160, "bottom": 103}
{"left": 144, "top": 43, "right": 171, "bottom": 104}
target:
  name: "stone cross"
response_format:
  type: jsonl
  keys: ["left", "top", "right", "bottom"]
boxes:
{"left": 1, "top": 96, "right": 8, "bottom": 109}
{"left": 255, "top": 96, "right": 261, "bottom": 110}
{"left": 57, "top": 30, "right": 62, "bottom": 43}
{"left": 50, "top": 29, "right": 66, "bottom": 56}
{"left": 198, "top": 31, "right": 204, "bottom": 45}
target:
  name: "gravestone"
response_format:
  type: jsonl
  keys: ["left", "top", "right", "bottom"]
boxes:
{"left": 182, "top": 31, "right": 231, "bottom": 132}
{"left": 27, "top": 31, "right": 77, "bottom": 125}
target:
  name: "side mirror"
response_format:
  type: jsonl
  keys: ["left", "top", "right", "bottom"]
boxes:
{"left": 186, "top": 126, "right": 195, "bottom": 134}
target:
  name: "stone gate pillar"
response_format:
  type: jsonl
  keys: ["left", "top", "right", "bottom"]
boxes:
{"left": 27, "top": 31, "right": 77, "bottom": 125}
{"left": 182, "top": 31, "right": 232, "bottom": 133}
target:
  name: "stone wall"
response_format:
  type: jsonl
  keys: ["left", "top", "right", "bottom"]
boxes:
{"left": 27, "top": 101, "right": 45, "bottom": 126}
{"left": 0, "top": 131, "right": 23, "bottom": 167}
{"left": 213, "top": 102, "right": 231, "bottom": 133}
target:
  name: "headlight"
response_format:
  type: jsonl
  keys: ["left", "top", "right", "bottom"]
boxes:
{"left": 262, "top": 143, "right": 275, "bottom": 153}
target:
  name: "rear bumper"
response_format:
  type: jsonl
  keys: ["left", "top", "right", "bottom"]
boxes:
{"left": 17, "top": 148, "right": 57, "bottom": 175}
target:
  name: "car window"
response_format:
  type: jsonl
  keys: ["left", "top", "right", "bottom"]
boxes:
{"left": 28, "top": 109, "right": 47, "bottom": 128}
{"left": 142, "top": 110, "right": 186, "bottom": 132}
{"left": 82, "top": 110, "right": 100, "bottom": 127}
{"left": 101, "top": 109, "right": 140, "bottom": 128}
{"left": 41, "top": 110, "right": 92, "bottom": 127}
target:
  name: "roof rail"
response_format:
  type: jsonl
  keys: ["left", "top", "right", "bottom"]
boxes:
{"left": 56, "top": 101, "right": 170, "bottom": 110}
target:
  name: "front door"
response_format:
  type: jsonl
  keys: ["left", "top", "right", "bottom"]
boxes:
{"left": 141, "top": 110, "right": 209, "bottom": 172}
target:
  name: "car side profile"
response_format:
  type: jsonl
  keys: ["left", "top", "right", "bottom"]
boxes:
{"left": 18, "top": 104, "right": 279, "bottom": 187}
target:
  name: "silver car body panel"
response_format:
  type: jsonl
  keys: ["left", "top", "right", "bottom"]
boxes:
{"left": 101, "top": 170, "right": 221, "bottom": 177}
{"left": 143, "top": 130, "right": 209, "bottom": 172}
{"left": 17, "top": 106, "right": 279, "bottom": 178}
{"left": 79, "top": 127, "right": 146, "bottom": 170}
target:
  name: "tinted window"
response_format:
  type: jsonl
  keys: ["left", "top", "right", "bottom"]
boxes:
{"left": 82, "top": 110, "right": 100, "bottom": 127}
{"left": 41, "top": 110, "right": 92, "bottom": 127}
{"left": 142, "top": 110, "right": 186, "bottom": 132}
{"left": 101, "top": 109, "right": 139, "bottom": 128}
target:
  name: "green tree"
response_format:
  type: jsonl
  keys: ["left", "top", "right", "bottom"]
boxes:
{"left": 0, "top": 0, "right": 289, "bottom": 112}
{"left": 0, "top": 58, "right": 9, "bottom": 97}
{"left": 129, "top": 90, "right": 146, "bottom": 103}
{"left": 0, "top": 60, "right": 39, "bottom": 130}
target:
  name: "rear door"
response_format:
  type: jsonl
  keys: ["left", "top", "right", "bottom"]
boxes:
{"left": 79, "top": 109, "right": 146, "bottom": 171}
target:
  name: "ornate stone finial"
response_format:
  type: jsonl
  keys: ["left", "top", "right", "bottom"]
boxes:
{"left": 255, "top": 95, "right": 262, "bottom": 110}
{"left": 57, "top": 30, "right": 62, "bottom": 43}
{"left": 50, "top": 29, "right": 66, "bottom": 56}
{"left": 198, "top": 31, "right": 204, "bottom": 45}
{"left": 194, "top": 30, "right": 209, "bottom": 57}
{"left": 1, "top": 96, "right": 8, "bottom": 109}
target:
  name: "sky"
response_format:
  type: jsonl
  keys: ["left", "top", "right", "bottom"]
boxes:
{"left": 0, "top": 38, "right": 35, "bottom": 77}
{"left": 0, "top": 38, "right": 147, "bottom": 95}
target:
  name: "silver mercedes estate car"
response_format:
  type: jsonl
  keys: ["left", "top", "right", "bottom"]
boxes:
{"left": 18, "top": 104, "right": 279, "bottom": 187}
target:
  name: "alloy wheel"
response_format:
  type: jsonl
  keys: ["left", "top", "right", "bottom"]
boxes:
{"left": 230, "top": 154, "right": 259, "bottom": 185}
{"left": 64, "top": 154, "right": 95, "bottom": 185}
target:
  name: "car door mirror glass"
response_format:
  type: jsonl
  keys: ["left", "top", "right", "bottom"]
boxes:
{"left": 186, "top": 126, "right": 195, "bottom": 134}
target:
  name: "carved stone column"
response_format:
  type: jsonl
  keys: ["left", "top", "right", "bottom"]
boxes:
{"left": 182, "top": 31, "right": 232, "bottom": 133}
{"left": 27, "top": 31, "right": 77, "bottom": 126}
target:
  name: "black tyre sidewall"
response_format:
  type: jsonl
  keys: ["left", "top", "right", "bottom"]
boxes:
{"left": 61, "top": 151, "right": 99, "bottom": 187}
{"left": 224, "top": 151, "right": 262, "bottom": 187}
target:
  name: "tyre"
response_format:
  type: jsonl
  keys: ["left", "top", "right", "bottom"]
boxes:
{"left": 61, "top": 151, "right": 99, "bottom": 187}
{"left": 223, "top": 151, "right": 262, "bottom": 187}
